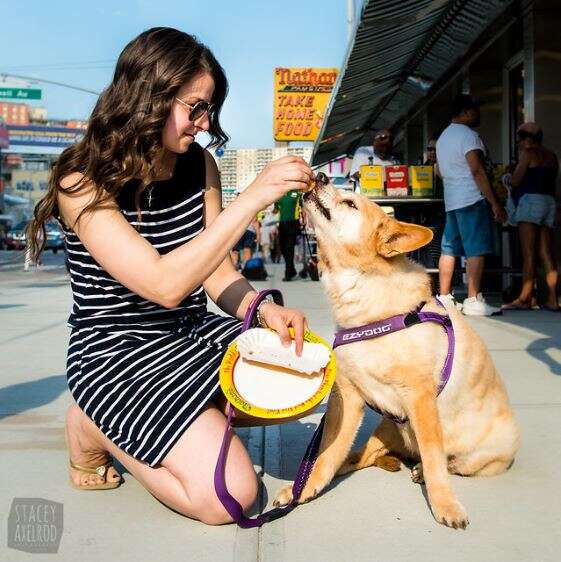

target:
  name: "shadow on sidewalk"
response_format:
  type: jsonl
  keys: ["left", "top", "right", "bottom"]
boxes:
{"left": 260, "top": 406, "right": 387, "bottom": 507}
{"left": 0, "top": 374, "right": 67, "bottom": 420}
{"left": 489, "top": 311, "right": 561, "bottom": 376}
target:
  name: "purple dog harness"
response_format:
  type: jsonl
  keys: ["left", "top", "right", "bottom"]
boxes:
{"left": 333, "top": 297, "right": 455, "bottom": 423}
{"left": 214, "top": 292, "right": 455, "bottom": 527}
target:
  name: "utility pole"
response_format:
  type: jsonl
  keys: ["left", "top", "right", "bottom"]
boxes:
{"left": 347, "top": 0, "right": 355, "bottom": 43}
{"left": 0, "top": 73, "right": 100, "bottom": 95}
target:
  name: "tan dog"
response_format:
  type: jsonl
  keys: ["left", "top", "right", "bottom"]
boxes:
{"left": 273, "top": 180, "right": 519, "bottom": 529}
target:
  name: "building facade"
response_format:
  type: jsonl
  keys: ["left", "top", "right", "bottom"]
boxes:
{"left": 215, "top": 146, "right": 313, "bottom": 206}
{"left": 0, "top": 102, "right": 29, "bottom": 125}
{"left": 313, "top": 0, "right": 561, "bottom": 291}
{"left": 0, "top": 104, "right": 86, "bottom": 218}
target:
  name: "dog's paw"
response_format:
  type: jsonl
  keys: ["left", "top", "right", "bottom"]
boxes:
{"left": 411, "top": 462, "right": 425, "bottom": 484}
{"left": 273, "top": 484, "right": 294, "bottom": 508}
{"left": 272, "top": 482, "right": 322, "bottom": 507}
{"left": 432, "top": 498, "right": 469, "bottom": 530}
{"left": 374, "top": 454, "right": 401, "bottom": 472}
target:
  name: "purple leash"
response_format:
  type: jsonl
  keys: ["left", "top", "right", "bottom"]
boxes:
{"left": 214, "top": 289, "right": 327, "bottom": 528}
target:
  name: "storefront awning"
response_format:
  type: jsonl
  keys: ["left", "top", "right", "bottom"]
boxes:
{"left": 311, "top": 0, "right": 515, "bottom": 166}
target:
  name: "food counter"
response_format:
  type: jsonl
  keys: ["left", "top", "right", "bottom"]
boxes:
{"left": 357, "top": 164, "right": 516, "bottom": 295}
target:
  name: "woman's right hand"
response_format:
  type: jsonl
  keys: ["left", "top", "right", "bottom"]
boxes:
{"left": 244, "top": 156, "right": 314, "bottom": 209}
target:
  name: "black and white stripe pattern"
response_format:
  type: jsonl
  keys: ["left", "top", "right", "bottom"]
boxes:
{"left": 62, "top": 143, "right": 243, "bottom": 466}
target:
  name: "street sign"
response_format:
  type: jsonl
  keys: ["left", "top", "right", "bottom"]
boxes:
{"left": 0, "top": 88, "right": 42, "bottom": 100}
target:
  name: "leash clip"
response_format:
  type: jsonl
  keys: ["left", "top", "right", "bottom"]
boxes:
{"left": 404, "top": 311, "right": 421, "bottom": 327}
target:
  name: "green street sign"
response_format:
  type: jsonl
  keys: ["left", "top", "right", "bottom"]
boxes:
{"left": 0, "top": 88, "right": 42, "bottom": 100}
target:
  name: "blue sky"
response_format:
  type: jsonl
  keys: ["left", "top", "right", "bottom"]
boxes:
{"left": 0, "top": 0, "right": 361, "bottom": 149}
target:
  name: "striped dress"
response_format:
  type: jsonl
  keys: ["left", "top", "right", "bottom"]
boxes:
{"left": 62, "top": 143, "right": 242, "bottom": 467}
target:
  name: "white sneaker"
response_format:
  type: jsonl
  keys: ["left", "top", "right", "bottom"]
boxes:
{"left": 462, "top": 293, "right": 502, "bottom": 316}
{"left": 437, "top": 293, "right": 463, "bottom": 311}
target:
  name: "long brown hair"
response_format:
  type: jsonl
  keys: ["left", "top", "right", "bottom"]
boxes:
{"left": 27, "top": 27, "right": 229, "bottom": 261}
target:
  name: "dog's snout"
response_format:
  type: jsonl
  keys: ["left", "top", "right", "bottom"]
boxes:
{"left": 315, "top": 172, "right": 329, "bottom": 186}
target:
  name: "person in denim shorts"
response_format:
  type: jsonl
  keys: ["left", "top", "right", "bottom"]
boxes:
{"left": 436, "top": 95, "right": 507, "bottom": 316}
{"left": 503, "top": 122, "right": 559, "bottom": 311}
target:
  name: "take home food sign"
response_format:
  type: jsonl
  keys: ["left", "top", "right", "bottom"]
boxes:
{"left": 273, "top": 67, "right": 338, "bottom": 142}
{"left": 7, "top": 498, "right": 63, "bottom": 554}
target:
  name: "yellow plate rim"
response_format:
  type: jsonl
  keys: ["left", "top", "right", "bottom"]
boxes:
{"left": 219, "top": 329, "right": 336, "bottom": 419}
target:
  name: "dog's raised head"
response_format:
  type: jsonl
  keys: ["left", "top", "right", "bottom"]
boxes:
{"left": 303, "top": 172, "right": 434, "bottom": 275}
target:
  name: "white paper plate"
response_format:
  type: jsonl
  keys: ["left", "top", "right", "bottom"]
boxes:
{"left": 219, "top": 329, "right": 336, "bottom": 419}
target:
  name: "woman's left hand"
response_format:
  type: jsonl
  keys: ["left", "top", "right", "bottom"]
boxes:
{"left": 258, "top": 303, "right": 309, "bottom": 355}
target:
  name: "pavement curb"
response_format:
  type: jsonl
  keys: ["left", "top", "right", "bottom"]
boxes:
{"left": 233, "top": 425, "right": 262, "bottom": 562}
{"left": 259, "top": 424, "right": 285, "bottom": 562}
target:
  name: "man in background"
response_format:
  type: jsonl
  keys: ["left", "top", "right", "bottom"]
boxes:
{"left": 424, "top": 137, "right": 437, "bottom": 165}
{"left": 436, "top": 94, "right": 507, "bottom": 316}
{"left": 274, "top": 190, "right": 301, "bottom": 281}
{"left": 349, "top": 128, "right": 400, "bottom": 190}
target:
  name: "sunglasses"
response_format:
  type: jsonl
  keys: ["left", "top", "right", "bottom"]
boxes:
{"left": 374, "top": 134, "right": 390, "bottom": 141}
{"left": 426, "top": 146, "right": 436, "bottom": 151}
{"left": 175, "top": 97, "right": 215, "bottom": 121}
{"left": 517, "top": 131, "right": 535, "bottom": 141}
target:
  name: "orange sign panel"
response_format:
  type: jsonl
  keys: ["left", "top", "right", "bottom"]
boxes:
{"left": 273, "top": 67, "right": 338, "bottom": 142}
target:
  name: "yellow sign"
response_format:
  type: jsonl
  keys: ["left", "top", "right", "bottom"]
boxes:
{"left": 359, "top": 165, "right": 384, "bottom": 197}
{"left": 273, "top": 67, "right": 338, "bottom": 142}
{"left": 409, "top": 166, "right": 434, "bottom": 197}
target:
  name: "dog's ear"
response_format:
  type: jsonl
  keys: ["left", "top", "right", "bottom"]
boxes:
{"left": 377, "top": 219, "right": 434, "bottom": 258}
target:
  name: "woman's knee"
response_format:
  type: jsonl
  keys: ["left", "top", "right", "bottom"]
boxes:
{"left": 188, "top": 473, "right": 259, "bottom": 525}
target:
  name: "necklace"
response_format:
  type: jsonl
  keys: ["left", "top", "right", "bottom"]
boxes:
{"left": 147, "top": 186, "right": 155, "bottom": 208}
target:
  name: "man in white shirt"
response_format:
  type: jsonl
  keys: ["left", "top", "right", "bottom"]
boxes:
{"left": 436, "top": 94, "right": 507, "bottom": 316}
{"left": 349, "top": 129, "right": 399, "bottom": 190}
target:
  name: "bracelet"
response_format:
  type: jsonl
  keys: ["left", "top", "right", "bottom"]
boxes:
{"left": 255, "top": 297, "right": 273, "bottom": 327}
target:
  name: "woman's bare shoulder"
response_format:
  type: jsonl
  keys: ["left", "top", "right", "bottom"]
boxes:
{"left": 57, "top": 173, "right": 117, "bottom": 228}
{"left": 203, "top": 148, "right": 221, "bottom": 191}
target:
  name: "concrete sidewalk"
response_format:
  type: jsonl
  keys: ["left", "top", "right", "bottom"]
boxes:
{"left": 1, "top": 263, "right": 560, "bottom": 561}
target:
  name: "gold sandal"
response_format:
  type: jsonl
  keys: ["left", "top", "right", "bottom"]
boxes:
{"left": 69, "top": 459, "right": 122, "bottom": 491}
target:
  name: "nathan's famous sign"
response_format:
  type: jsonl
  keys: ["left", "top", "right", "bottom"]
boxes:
{"left": 273, "top": 67, "right": 338, "bottom": 142}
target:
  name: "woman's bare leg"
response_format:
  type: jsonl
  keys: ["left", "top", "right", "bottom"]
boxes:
{"left": 514, "top": 222, "right": 537, "bottom": 305}
{"left": 66, "top": 401, "right": 258, "bottom": 525}
{"left": 538, "top": 226, "right": 559, "bottom": 309}
{"left": 66, "top": 403, "right": 122, "bottom": 487}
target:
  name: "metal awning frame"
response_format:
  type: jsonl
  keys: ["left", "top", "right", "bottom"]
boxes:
{"left": 311, "top": 0, "right": 518, "bottom": 167}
